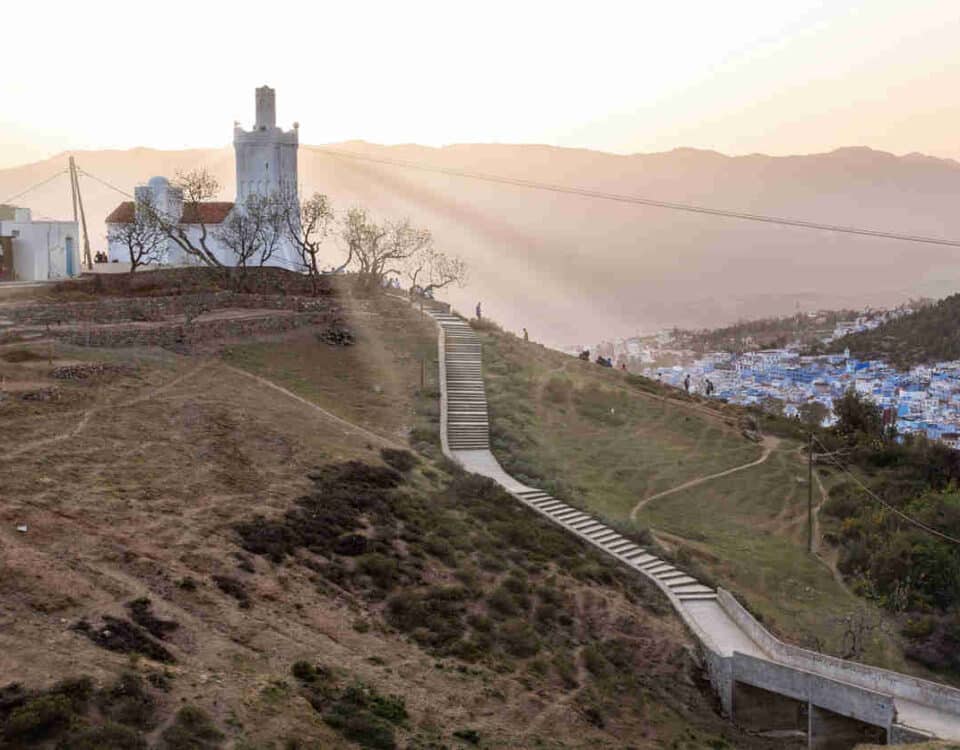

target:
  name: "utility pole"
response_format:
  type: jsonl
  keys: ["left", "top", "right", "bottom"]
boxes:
{"left": 68, "top": 157, "right": 93, "bottom": 270}
{"left": 808, "top": 432, "right": 815, "bottom": 554}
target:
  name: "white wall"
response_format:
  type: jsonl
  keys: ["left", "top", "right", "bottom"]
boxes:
{"left": 0, "top": 219, "right": 79, "bottom": 281}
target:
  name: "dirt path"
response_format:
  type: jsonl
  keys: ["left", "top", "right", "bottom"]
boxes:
{"left": 0, "top": 360, "right": 214, "bottom": 462}
{"left": 629, "top": 435, "right": 780, "bottom": 521}
{"left": 223, "top": 364, "right": 403, "bottom": 449}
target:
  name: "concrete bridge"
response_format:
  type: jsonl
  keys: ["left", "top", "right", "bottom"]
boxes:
{"left": 421, "top": 301, "right": 960, "bottom": 747}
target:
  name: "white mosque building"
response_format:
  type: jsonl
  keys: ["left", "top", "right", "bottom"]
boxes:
{"left": 106, "top": 86, "right": 300, "bottom": 268}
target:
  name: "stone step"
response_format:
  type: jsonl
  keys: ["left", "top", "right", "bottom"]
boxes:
{"left": 607, "top": 540, "right": 636, "bottom": 553}
{"left": 664, "top": 576, "right": 698, "bottom": 588}
{"left": 628, "top": 553, "right": 657, "bottom": 565}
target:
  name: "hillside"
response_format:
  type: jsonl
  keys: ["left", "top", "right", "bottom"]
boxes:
{"left": 472, "top": 320, "right": 954, "bottom": 678}
{"left": 0, "top": 272, "right": 775, "bottom": 748}
{"left": 827, "top": 292, "right": 960, "bottom": 367}
{"left": 5, "top": 143, "right": 960, "bottom": 344}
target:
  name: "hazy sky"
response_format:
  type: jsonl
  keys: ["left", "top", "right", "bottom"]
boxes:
{"left": 2, "top": 1, "right": 959, "bottom": 169}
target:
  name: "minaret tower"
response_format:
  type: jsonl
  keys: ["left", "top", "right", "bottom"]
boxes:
{"left": 233, "top": 86, "right": 299, "bottom": 203}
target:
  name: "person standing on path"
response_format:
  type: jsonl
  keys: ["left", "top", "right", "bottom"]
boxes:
{"left": 684, "top": 374, "right": 691, "bottom": 393}
{"left": 476, "top": 302, "right": 482, "bottom": 320}
{"left": 523, "top": 327, "right": 529, "bottom": 342}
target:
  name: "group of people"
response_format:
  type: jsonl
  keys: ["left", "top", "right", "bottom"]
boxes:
{"left": 682, "top": 374, "right": 715, "bottom": 396}
{"left": 93, "top": 251, "right": 110, "bottom": 263}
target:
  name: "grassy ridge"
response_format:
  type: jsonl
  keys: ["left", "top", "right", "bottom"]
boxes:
{"left": 477, "top": 324, "right": 912, "bottom": 670}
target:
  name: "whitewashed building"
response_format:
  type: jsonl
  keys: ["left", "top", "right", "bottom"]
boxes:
{"left": 106, "top": 86, "right": 300, "bottom": 268}
{"left": 0, "top": 205, "right": 80, "bottom": 281}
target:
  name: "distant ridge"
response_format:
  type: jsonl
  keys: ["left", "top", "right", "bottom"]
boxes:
{"left": 3, "top": 143, "right": 960, "bottom": 344}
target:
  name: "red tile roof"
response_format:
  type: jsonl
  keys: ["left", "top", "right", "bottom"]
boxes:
{"left": 105, "top": 201, "right": 234, "bottom": 225}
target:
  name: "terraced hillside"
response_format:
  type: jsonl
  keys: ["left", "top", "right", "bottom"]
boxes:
{"left": 0, "top": 272, "right": 775, "bottom": 749}
{"left": 474, "top": 322, "right": 931, "bottom": 675}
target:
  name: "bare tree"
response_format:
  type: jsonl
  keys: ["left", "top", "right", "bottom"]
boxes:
{"left": 107, "top": 195, "right": 167, "bottom": 273}
{"left": 147, "top": 168, "right": 225, "bottom": 268}
{"left": 215, "top": 194, "right": 283, "bottom": 284}
{"left": 279, "top": 190, "right": 337, "bottom": 294}
{"left": 342, "top": 208, "right": 432, "bottom": 291}
{"left": 833, "top": 608, "right": 884, "bottom": 660}
{"left": 405, "top": 245, "right": 467, "bottom": 298}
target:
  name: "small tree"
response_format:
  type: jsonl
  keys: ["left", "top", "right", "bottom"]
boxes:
{"left": 280, "top": 190, "right": 337, "bottom": 294}
{"left": 342, "top": 208, "right": 431, "bottom": 291}
{"left": 150, "top": 168, "right": 224, "bottom": 268}
{"left": 215, "top": 194, "right": 283, "bottom": 284}
{"left": 799, "top": 400, "right": 830, "bottom": 428}
{"left": 405, "top": 245, "right": 467, "bottom": 298}
{"left": 107, "top": 195, "right": 167, "bottom": 273}
{"left": 833, "top": 388, "right": 886, "bottom": 443}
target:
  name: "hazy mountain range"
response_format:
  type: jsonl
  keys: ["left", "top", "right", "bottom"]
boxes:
{"left": 3, "top": 142, "right": 960, "bottom": 346}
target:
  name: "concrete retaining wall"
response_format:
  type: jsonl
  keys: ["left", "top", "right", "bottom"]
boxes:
{"left": 718, "top": 588, "right": 960, "bottom": 717}
{"left": 734, "top": 653, "right": 895, "bottom": 728}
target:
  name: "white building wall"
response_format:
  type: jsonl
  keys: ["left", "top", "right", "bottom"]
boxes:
{"left": 0, "top": 218, "right": 79, "bottom": 281}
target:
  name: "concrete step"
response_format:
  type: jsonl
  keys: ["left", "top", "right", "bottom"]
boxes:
{"left": 677, "top": 593, "right": 717, "bottom": 602}
{"left": 607, "top": 540, "right": 636, "bottom": 553}
{"left": 656, "top": 570, "right": 689, "bottom": 581}
{"left": 591, "top": 530, "right": 621, "bottom": 543}
{"left": 574, "top": 522, "right": 606, "bottom": 534}
{"left": 672, "top": 584, "right": 715, "bottom": 596}
{"left": 538, "top": 501, "right": 567, "bottom": 513}
{"left": 664, "top": 576, "right": 698, "bottom": 588}
{"left": 645, "top": 563, "right": 675, "bottom": 575}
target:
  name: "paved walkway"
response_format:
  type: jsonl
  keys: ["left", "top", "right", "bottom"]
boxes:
{"left": 423, "top": 302, "right": 960, "bottom": 742}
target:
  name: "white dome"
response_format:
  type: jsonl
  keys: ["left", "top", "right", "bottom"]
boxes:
{"left": 147, "top": 176, "right": 170, "bottom": 191}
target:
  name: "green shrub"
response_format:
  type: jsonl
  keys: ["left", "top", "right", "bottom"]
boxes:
{"left": 323, "top": 707, "right": 395, "bottom": 750}
{"left": 452, "top": 728, "right": 480, "bottom": 744}
{"left": 356, "top": 554, "right": 399, "bottom": 590}
{"left": 98, "top": 672, "right": 157, "bottom": 729}
{"left": 3, "top": 693, "right": 75, "bottom": 741}
{"left": 159, "top": 705, "right": 224, "bottom": 749}
{"left": 60, "top": 721, "right": 147, "bottom": 750}
{"left": 380, "top": 449, "right": 419, "bottom": 473}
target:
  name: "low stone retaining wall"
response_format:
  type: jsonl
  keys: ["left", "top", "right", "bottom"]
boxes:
{"left": 53, "top": 312, "right": 334, "bottom": 350}
{"left": 7, "top": 292, "right": 333, "bottom": 325}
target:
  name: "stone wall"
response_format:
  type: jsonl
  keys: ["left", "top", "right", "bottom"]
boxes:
{"left": 7, "top": 292, "right": 334, "bottom": 325}
{"left": 54, "top": 311, "right": 332, "bottom": 350}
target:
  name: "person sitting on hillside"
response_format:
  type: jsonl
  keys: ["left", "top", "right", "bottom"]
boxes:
{"left": 579, "top": 350, "right": 590, "bottom": 361}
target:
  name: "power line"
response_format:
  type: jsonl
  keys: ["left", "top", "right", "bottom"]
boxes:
{"left": 812, "top": 434, "right": 960, "bottom": 546}
{"left": 315, "top": 147, "right": 960, "bottom": 249}
{"left": 77, "top": 168, "right": 134, "bottom": 199}
{"left": 1, "top": 170, "right": 68, "bottom": 205}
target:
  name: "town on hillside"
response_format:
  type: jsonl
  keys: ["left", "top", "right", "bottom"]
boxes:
{"left": 577, "top": 302, "right": 960, "bottom": 447}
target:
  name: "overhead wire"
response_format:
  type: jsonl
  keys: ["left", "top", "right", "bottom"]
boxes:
{"left": 1, "top": 169, "right": 68, "bottom": 205}
{"left": 811, "top": 434, "right": 960, "bottom": 546}
{"left": 315, "top": 147, "right": 960, "bottom": 249}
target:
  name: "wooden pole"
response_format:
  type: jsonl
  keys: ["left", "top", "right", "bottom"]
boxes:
{"left": 69, "top": 157, "right": 93, "bottom": 270}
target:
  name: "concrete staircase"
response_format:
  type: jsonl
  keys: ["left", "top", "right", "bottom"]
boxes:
{"left": 419, "top": 300, "right": 960, "bottom": 744}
